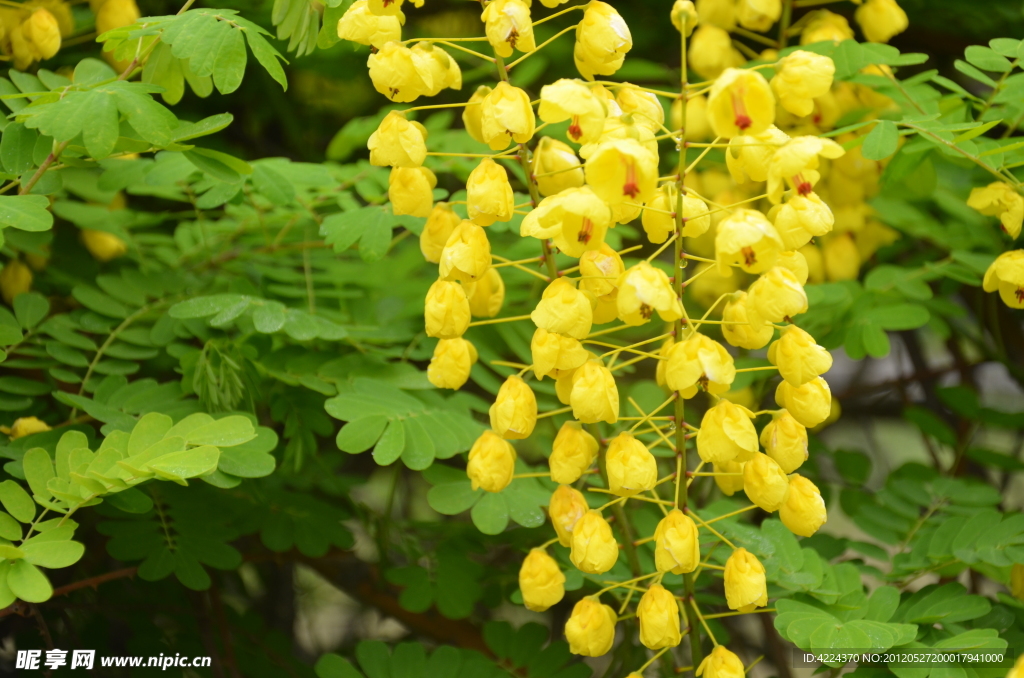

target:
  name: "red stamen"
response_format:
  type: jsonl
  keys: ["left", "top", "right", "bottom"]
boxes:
{"left": 792, "top": 173, "right": 813, "bottom": 196}
{"left": 741, "top": 247, "right": 757, "bottom": 268}
{"left": 568, "top": 115, "right": 583, "bottom": 141}
{"left": 622, "top": 158, "right": 640, "bottom": 199}
{"left": 578, "top": 218, "right": 594, "bottom": 244}
{"left": 1016, "top": 288, "right": 1024, "bottom": 303}
{"left": 731, "top": 90, "right": 752, "bottom": 131}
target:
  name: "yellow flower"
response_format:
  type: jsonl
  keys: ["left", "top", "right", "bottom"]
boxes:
{"left": 521, "top": 187, "right": 612, "bottom": 258}
{"left": 467, "top": 430, "right": 516, "bottom": 492}
{"left": 1008, "top": 654, "right": 1024, "bottom": 678}
{"left": 984, "top": 250, "right": 1024, "bottom": 308}
{"left": 5, "top": 416, "right": 50, "bottom": 440}
{"left": 743, "top": 452, "right": 790, "bottom": 512}
{"left": 726, "top": 125, "right": 790, "bottom": 184}
{"left": 519, "top": 549, "right": 565, "bottom": 612}
{"left": 800, "top": 9, "right": 853, "bottom": 44}
{"left": 768, "top": 325, "right": 832, "bottom": 386}
{"left": 736, "top": 0, "right": 780, "bottom": 32}
{"left": 565, "top": 597, "right": 617, "bottom": 656}
{"left": 463, "top": 85, "right": 491, "bottom": 144}
{"left": 724, "top": 547, "right": 767, "bottom": 612}
{"left": 585, "top": 138, "right": 659, "bottom": 206}
{"left": 707, "top": 68, "right": 776, "bottom": 140}
{"left": 695, "top": 0, "right": 735, "bottom": 29}
{"left": 439, "top": 221, "right": 491, "bottom": 283}
{"left": 746, "top": 266, "right": 807, "bottom": 324}
{"left": 716, "top": 209, "right": 784, "bottom": 275}
{"left": 490, "top": 375, "right": 537, "bottom": 440}
{"left": 368, "top": 111, "right": 426, "bottom": 168}
{"left": 532, "top": 278, "right": 594, "bottom": 339}
{"left": 539, "top": 79, "right": 607, "bottom": 145}
{"left": 467, "top": 158, "right": 514, "bottom": 226}
{"left": 463, "top": 267, "right": 505, "bottom": 318}
{"left": 424, "top": 280, "right": 471, "bottom": 339}
{"left": 968, "top": 182, "right": 1024, "bottom": 239}
{"left": 573, "top": 1, "right": 631, "bottom": 81}
{"left": 532, "top": 137, "right": 585, "bottom": 197}
{"left": 367, "top": 42, "right": 425, "bottom": 102}
{"left": 638, "top": 584, "right": 682, "bottom": 649}
{"left": 1011, "top": 563, "right": 1024, "bottom": 602}
{"left": 420, "top": 204, "right": 461, "bottom": 264}
{"left": 654, "top": 509, "right": 700, "bottom": 574}
{"left": 389, "top": 166, "right": 436, "bottom": 217}
{"left": 570, "top": 510, "right": 619, "bottom": 574}
{"left": 617, "top": 261, "right": 683, "bottom": 326}
{"left": 663, "top": 332, "right": 736, "bottom": 398}
{"left": 482, "top": 0, "right": 535, "bottom": 58}
{"left": 689, "top": 24, "right": 743, "bottom": 80}
{"left": 532, "top": 328, "right": 589, "bottom": 380}
{"left": 410, "top": 41, "right": 461, "bottom": 96}
{"left": 570, "top": 360, "right": 619, "bottom": 424}
{"left": 367, "top": 0, "right": 421, "bottom": 15}
{"left": 550, "top": 421, "right": 598, "bottom": 484}
{"left": 579, "top": 243, "right": 624, "bottom": 299}
{"left": 722, "top": 292, "right": 773, "bottom": 350}
{"left": 770, "top": 192, "right": 834, "bottom": 250}
{"left": 697, "top": 645, "right": 746, "bottom": 678}
{"left": 771, "top": 50, "right": 836, "bottom": 117}
{"left": 606, "top": 432, "right": 658, "bottom": 496}
{"left": 671, "top": 92, "right": 714, "bottom": 142}
{"left": 617, "top": 87, "right": 664, "bottom": 135}
{"left": 780, "top": 474, "right": 827, "bottom": 536}
{"left": 776, "top": 377, "right": 832, "bottom": 427}
{"left": 480, "top": 82, "right": 536, "bottom": 151}
{"left": 81, "top": 229, "right": 128, "bottom": 262}
{"left": 696, "top": 401, "right": 759, "bottom": 464}
{"left": 337, "top": 0, "right": 402, "bottom": 48}
{"left": 759, "top": 410, "right": 808, "bottom": 473}
{"left": 427, "top": 338, "right": 477, "bottom": 389}
{"left": 96, "top": 0, "right": 139, "bottom": 35}
{"left": 686, "top": 262, "right": 741, "bottom": 310}
{"left": 0, "top": 259, "right": 32, "bottom": 305}
{"left": 550, "top": 484, "right": 588, "bottom": 546}
{"left": 714, "top": 459, "right": 746, "bottom": 496}
{"left": 767, "top": 136, "right": 845, "bottom": 204}
{"left": 855, "top": 0, "right": 908, "bottom": 43}
{"left": 643, "top": 184, "right": 711, "bottom": 244}
{"left": 671, "top": 0, "right": 698, "bottom": 36}
{"left": 823, "top": 233, "right": 861, "bottom": 281}
{"left": 24, "top": 9, "right": 60, "bottom": 59}
{"left": 799, "top": 244, "right": 825, "bottom": 284}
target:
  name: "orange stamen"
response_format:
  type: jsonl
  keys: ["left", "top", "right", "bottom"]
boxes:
{"left": 568, "top": 115, "right": 583, "bottom": 141}
{"left": 622, "top": 158, "right": 640, "bottom": 199}
{"left": 741, "top": 247, "right": 757, "bottom": 268}
{"left": 731, "top": 90, "right": 752, "bottom": 131}
{"left": 578, "top": 218, "right": 594, "bottom": 244}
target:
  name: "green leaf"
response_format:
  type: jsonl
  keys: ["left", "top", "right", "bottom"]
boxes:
{"left": 148, "top": 445, "right": 220, "bottom": 481}
{"left": 0, "top": 195, "right": 52, "bottom": 232}
{"left": 336, "top": 415, "right": 389, "bottom": 454}
{"left": 187, "top": 416, "right": 257, "bottom": 447}
{"left": 0, "top": 480, "right": 35, "bottom": 523}
{"left": 72, "top": 285, "right": 131, "bottom": 318}
{"left": 965, "top": 45, "right": 1013, "bottom": 72}
{"left": 427, "top": 481, "right": 481, "bottom": 515}
{"left": 401, "top": 418, "right": 435, "bottom": 470}
{"left": 954, "top": 59, "right": 997, "bottom": 87}
{"left": 169, "top": 294, "right": 248, "bottom": 319}
{"left": 316, "top": 654, "right": 366, "bottom": 678}
{"left": 21, "top": 540, "right": 85, "bottom": 568}
{"left": 372, "top": 420, "right": 406, "bottom": 466}
{"left": 866, "top": 304, "right": 930, "bottom": 330}
{"left": 471, "top": 492, "right": 508, "bottom": 535}
{"left": 22, "top": 447, "right": 54, "bottom": 501}
{"left": 12, "top": 292, "right": 49, "bottom": 329}
{"left": 1, "top": 122, "right": 36, "bottom": 174}
{"left": 0, "top": 512, "right": 21, "bottom": 540}
{"left": 171, "top": 113, "right": 234, "bottom": 142}
{"left": 252, "top": 164, "right": 295, "bottom": 205}
{"left": 7, "top": 560, "right": 51, "bottom": 602}
{"left": 862, "top": 120, "right": 899, "bottom": 161}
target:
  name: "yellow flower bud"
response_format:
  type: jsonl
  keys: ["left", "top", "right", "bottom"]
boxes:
{"left": 770, "top": 192, "right": 834, "bottom": 250}
{"left": 409, "top": 41, "right": 461, "bottom": 96}
{"left": 695, "top": 0, "right": 735, "bottom": 29}
{"left": 743, "top": 452, "right": 790, "bottom": 512}
{"left": 707, "top": 68, "right": 775, "bottom": 140}
{"left": 811, "top": 396, "right": 841, "bottom": 433}
{"left": 768, "top": 325, "right": 832, "bottom": 386}
{"left": 482, "top": 0, "right": 535, "bottom": 58}
{"left": 532, "top": 328, "right": 589, "bottom": 381}
{"left": 654, "top": 509, "right": 700, "bottom": 574}
{"left": 724, "top": 547, "right": 767, "bottom": 612}
{"left": 606, "top": 432, "right": 657, "bottom": 496}
{"left": 5, "top": 416, "right": 51, "bottom": 440}
{"left": 1011, "top": 563, "right": 1024, "bottom": 602}
{"left": 519, "top": 548, "right": 565, "bottom": 611}
{"left": 466, "top": 158, "right": 514, "bottom": 226}
{"left": 366, "top": 0, "right": 421, "bottom": 16}
{"left": 424, "top": 280, "right": 470, "bottom": 339}
{"left": 776, "top": 250, "right": 809, "bottom": 286}
{"left": 0, "top": 259, "right": 32, "bottom": 305}
{"left": 736, "top": 0, "right": 780, "bottom": 30}
{"left": 579, "top": 243, "right": 624, "bottom": 298}
{"left": 799, "top": 244, "right": 824, "bottom": 284}
{"left": 367, "top": 42, "right": 425, "bottom": 103}
{"left": 617, "top": 261, "right": 683, "bottom": 326}
{"left": 714, "top": 459, "right": 746, "bottom": 496}
{"left": 855, "top": 0, "right": 907, "bottom": 44}
{"left": 368, "top": 111, "right": 426, "bottom": 168}
{"left": 637, "top": 584, "right": 682, "bottom": 649}
{"left": 532, "top": 278, "right": 594, "bottom": 339}
{"left": 467, "top": 430, "right": 516, "bottom": 493}
{"left": 539, "top": 79, "right": 607, "bottom": 145}
{"left": 767, "top": 136, "right": 845, "bottom": 204}
{"left": 823, "top": 232, "right": 861, "bottom": 281}
{"left": 565, "top": 597, "right": 617, "bottom": 656}
{"left": 439, "top": 220, "right": 491, "bottom": 283}
{"left": 573, "top": 1, "right": 631, "bottom": 81}
{"left": 24, "top": 9, "right": 60, "bottom": 59}
{"left": 463, "top": 85, "right": 491, "bottom": 144}
{"left": 549, "top": 484, "right": 588, "bottom": 546}
{"left": 1009, "top": 655, "right": 1024, "bottom": 678}
{"left": 337, "top": 0, "right": 402, "bottom": 48}
{"left": 532, "top": 137, "right": 585, "bottom": 197}
{"left": 800, "top": 10, "right": 853, "bottom": 45}
{"left": 759, "top": 410, "right": 807, "bottom": 473}
{"left": 550, "top": 421, "right": 598, "bottom": 484}
{"left": 776, "top": 377, "right": 832, "bottom": 427}
{"left": 746, "top": 266, "right": 807, "bottom": 324}
{"left": 722, "top": 292, "right": 773, "bottom": 350}
{"left": 420, "top": 203, "right": 461, "bottom": 263}
{"left": 689, "top": 24, "right": 743, "bottom": 80}
{"left": 716, "top": 209, "right": 784, "bottom": 275}
{"left": 697, "top": 645, "right": 746, "bottom": 678}
{"left": 570, "top": 360, "right": 619, "bottom": 424}
{"left": 389, "top": 166, "right": 436, "bottom": 217}
{"left": 696, "top": 400, "right": 758, "bottom": 464}
{"left": 428, "top": 338, "right": 477, "bottom": 390}
{"left": 555, "top": 366, "right": 577, "bottom": 404}
{"left": 664, "top": 332, "right": 735, "bottom": 398}
{"left": 771, "top": 50, "right": 835, "bottom": 118}
{"left": 671, "top": 0, "right": 698, "bottom": 36}
{"left": 984, "top": 250, "right": 1024, "bottom": 309}
{"left": 579, "top": 113, "right": 658, "bottom": 163}
{"left": 671, "top": 92, "right": 713, "bottom": 142}
{"left": 585, "top": 138, "right": 659, "bottom": 207}
{"left": 490, "top": 375, "right": 537, "bottom": 440}
{"left": 642, "top": 184, "right": 711, "bottom": 244}
{"left": 464, "top": 267, "right": 505, "bottom": 318}
{"left": 968, "top": 182, "right": 1023, "bottom": 239}
{"left": 81, "top": 229, "right": 128, "bottom": 261}
{"left": 96, "top": 0, "right": 139, "bottom": 35}
{"left": 570, "top": 510, "right": 619, "bottom": 574}
{"left": 521, "top": 187, "right": 612, "bottom": 258}
{"left": 479, "top": 82, "right": 536, "bottom": 151}
{"left": 726, "top": 125, "right": 790, "bottom": 184}
{"left": 780, "top": 474, "right": 826, "bottom": 536}
{"left": 617, "top": 86, "right": 664, "bottom": 136}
